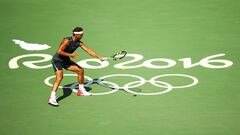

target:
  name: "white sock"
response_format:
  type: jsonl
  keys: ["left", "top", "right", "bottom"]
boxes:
{"left": 79, "top": 84, "right": 87, "bottom": 92}
{"left": 51, "top": 91, "right": 56, "bottom": 98}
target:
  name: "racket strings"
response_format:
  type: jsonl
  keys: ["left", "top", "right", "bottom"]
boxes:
{"left": 111, "top": 51, "right": 127, "bottom": 60}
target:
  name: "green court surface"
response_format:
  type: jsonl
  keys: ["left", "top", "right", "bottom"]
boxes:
{"left": 1, "top": 0, "right": 240, "bottom": 135}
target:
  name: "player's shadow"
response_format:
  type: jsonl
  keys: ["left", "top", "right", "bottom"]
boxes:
{"left": 56, "top": 83, "right": 73, "bottom": 102}
{"left": 56, "top": 79, "right": 105, "bottom": 103}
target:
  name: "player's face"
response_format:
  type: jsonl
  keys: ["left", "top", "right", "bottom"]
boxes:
{"left": 75, "top": 34, "right": 83, "bottom": 40}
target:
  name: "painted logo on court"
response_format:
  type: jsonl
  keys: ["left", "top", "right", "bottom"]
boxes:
{"left": 8, "top": 40, "right": 234, "bottom": 96}
{"left": 44, "top": 74, "right": 199, "bottom": 96}
{"left": 12, "top": 39, "right": 51, "bottom": 51}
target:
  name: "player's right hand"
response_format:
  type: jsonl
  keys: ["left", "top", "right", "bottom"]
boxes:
{"left": 99, "top": 56, "right": 105, "bottom": 61}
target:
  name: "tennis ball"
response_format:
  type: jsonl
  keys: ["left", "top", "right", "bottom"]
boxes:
{"left": 120, "top": 67, "right": 126, "bottom": 70}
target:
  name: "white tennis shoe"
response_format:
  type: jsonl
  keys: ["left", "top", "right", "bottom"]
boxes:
{"left": 77, "top": 88, "right": 92, "bottom": 96}
{"left": 48, "top": 97, "right": 59, "bottom": 106}
{"left": 82, "top": 91, "right": 92, "bottom": 96}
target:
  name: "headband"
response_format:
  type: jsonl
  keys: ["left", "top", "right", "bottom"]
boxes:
{"left": 73, "top": 31, "right": 84, "bottom": 34}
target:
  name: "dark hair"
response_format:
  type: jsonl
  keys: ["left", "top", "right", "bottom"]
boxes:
{"left": 73, "top": 27, "right": 83, "bottom": 33}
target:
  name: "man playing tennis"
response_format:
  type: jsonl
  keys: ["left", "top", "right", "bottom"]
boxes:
{"left": 48, "top": 27, "right": 104, "bottom": 106}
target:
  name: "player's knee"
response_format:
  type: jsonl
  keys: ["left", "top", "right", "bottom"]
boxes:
{"left": 76, "top": 67, "right": 84, "bottom": 74}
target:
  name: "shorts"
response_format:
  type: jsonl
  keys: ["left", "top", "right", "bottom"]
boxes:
{"left": 51, "top": 58, "right": 79, "bottom": 72}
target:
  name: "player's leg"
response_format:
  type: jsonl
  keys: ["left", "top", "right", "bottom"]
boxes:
{"left": 48, "top": 60, "right": 64, "bottom": 106}
{"left": 52, "top": 70, "right": 63, "bottom": 93}
{"left": 67, "top": 64, "right": 91, "bottom": 96}
{"left": 67, "top": 65, "right": 84, "bottom": 84}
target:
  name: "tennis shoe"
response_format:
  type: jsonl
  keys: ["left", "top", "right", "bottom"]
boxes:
{"left": 79, "top": 88, "right": 92, "bottom": 96}
{"left": 82, "top": 91, "right": 92, "bottom": 96}
{"left": 77, "top": 89, "right": 83, "bottom": 96}
{"left": 48, "top": 97, "right": 59, "bottom": 106}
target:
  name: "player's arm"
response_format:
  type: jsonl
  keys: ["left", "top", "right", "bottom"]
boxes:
{"left": 57, "top": 38, "right": 77, "bottom": 58}
{"left": 80, "top": 42, "right": 104, "bottom": 61}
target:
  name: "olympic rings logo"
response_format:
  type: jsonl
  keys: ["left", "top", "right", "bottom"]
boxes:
{"left": 44, "top": 74, "right": 199, "bottom": 96}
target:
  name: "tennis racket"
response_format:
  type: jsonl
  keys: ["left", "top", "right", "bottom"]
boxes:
{"left": 104, "top": 51, "right": 127, "bottom": 61}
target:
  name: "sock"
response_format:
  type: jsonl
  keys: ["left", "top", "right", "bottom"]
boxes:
{"left": 79, "top": 84, "right": 87, "bottom": 92}
{"left": 51, "top": 91, "right": 56, "bottom": 98}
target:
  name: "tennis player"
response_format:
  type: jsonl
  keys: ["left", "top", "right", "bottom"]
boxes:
{"left": 48, "top": 27, "right": 104, "bottom": 106}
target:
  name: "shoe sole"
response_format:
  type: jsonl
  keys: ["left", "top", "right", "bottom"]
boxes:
{"left": 48, "top": 102, "right": 59, "bottom": 107}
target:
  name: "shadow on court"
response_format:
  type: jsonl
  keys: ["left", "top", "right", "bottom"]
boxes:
{"left": 56, "top": 83, "right": 92, "bottom": 103}
{"left": 56, "top": 83, "right": 73, "bottom": 102}
{"left": 56, "top": 79, "right": 100, "bottom": 103}
{"left": 56, "top": 78, "right": 139, "bottom": 102}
